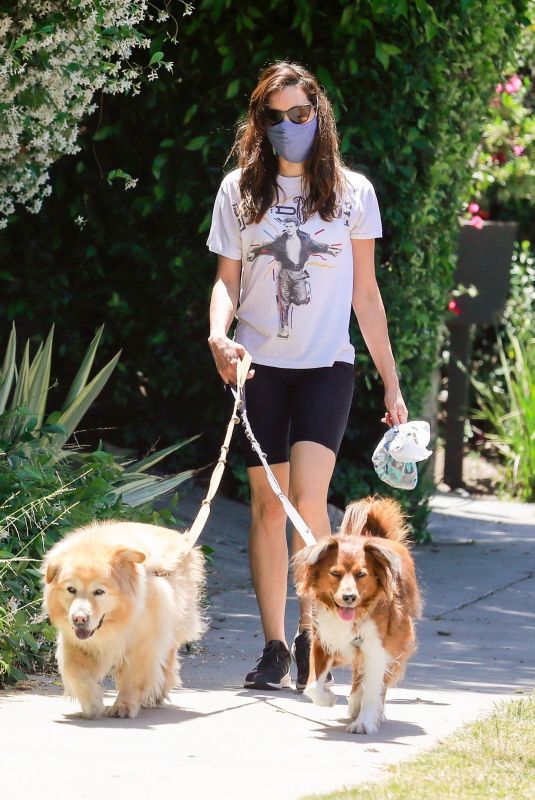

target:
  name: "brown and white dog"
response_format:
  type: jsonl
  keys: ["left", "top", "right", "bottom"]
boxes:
{"left": 292, "top": 497, "right": 422, "bottom": 734}
{"left": 43, "top": 520, "right": 206, "bottom": 719}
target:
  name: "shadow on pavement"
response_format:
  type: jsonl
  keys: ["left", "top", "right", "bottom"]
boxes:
{"left": 54, "top": 704, "right": 206, "bottom": 729}
{"left": 311, "top": 719, "right": 427, "bottom": 743}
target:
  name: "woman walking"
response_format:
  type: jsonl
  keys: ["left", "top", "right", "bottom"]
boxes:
{"left": 207, "top": 61, "right": 407, "bottom": 691}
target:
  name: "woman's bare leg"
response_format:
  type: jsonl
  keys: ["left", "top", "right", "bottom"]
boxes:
{"left": 247, "top": 461, "right": 290, "bottom": 646}
{"left": 247, "top": 442, "right": 335, "bottom": 644}
{"left": 289, "top": 441, "right": 336, "bottom": 631}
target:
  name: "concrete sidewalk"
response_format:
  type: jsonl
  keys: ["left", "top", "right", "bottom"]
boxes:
{"left": 1, "top": 488, "right": 534, "bottom": 799}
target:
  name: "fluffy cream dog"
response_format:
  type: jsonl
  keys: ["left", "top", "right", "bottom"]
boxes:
{"left": 43, "top": 520, "right": 205, "bottom": 719}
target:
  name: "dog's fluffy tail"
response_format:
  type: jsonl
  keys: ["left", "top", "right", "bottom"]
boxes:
{"left": 339, "top": 496, "right": 409, "bottom": 543}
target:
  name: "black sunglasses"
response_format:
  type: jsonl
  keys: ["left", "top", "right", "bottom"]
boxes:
{"left": 261, "top": 103, "right": 315, "bottom": 126}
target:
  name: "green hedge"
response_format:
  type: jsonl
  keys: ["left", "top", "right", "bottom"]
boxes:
{"left": 0, "top": 1, "right": 528, "bottom": 534}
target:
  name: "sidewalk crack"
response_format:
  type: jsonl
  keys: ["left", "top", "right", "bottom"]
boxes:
{"left": 429, "top": 570, "right": 535, "bottom": 620}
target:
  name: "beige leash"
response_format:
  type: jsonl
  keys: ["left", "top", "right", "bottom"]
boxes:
{"left": 232, "top": 386, "right": 316, "bottom": 547}
{"left": 181, "top": 354, "right": 317, "bottom": 552}
{"left": 180, "top": 353, "right": 253, "bottom": 552}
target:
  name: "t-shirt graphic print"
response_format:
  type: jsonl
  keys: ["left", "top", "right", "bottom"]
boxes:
{"left": 248, "top": 214, "right": 342, "bottom": 340}
{"left": 207, "top": 169, "right": 382, "bottom": 369}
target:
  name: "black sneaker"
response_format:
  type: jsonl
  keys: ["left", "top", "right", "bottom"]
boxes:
{"left": 291, "top": 629, "right": 334, "bottom": 692}
{"left": 244, "top": 640, "right": 291, "bottom": 690}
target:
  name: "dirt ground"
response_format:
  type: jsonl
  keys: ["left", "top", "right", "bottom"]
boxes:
{"left": 433, "top": 444, "right": 505, "bottom": 496}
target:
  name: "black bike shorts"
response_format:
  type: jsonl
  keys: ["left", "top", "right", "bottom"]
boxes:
{"left": 241, "top": 361, "right": 355, "bottom": 468}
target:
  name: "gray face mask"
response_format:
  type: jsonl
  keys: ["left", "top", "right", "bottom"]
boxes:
{"left": 266, "top": 115, "right": 318, "bottom": 164}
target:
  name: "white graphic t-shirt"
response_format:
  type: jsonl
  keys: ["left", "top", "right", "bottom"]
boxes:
{"left": 206, "top": 168, "right": 382, "bottom": 368}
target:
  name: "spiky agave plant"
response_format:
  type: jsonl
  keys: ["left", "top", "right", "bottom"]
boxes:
{"left": 0, "top": 324, "right": 198, "bottom": 506}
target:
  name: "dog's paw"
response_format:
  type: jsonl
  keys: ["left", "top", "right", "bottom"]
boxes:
{"left": 347, "top": 711, "right": 381, "bottom": 735}
{"left": 141, "top": 697, "right": 164, "bottom": 709}
{"left": 105, "top": 700, "right": 140, "bottom": 719}
{"left": 304, "top": 683, "right": 337, "bottom": 707}
{"left": 79, "top": 702, "right": 105, "bottom": 719}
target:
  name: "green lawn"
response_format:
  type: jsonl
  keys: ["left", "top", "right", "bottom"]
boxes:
{"left": 304, "top": 695, "right": 535, "bottom": 800}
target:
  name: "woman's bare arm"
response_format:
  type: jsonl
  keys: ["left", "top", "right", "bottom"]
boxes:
{"left": 208, "top": 254, "right": 254, "bottom": 385}
{"left": 351, "top": 238, "right": 408, "bottom": 426}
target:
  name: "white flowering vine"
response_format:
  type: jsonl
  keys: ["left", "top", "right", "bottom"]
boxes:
{"left": 0, "top": 1, "right": 191, "bottom": 228}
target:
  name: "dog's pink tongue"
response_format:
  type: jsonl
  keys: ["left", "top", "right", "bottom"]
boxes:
{"left": 338, "top": 606, "right": 356, "bottom": 622}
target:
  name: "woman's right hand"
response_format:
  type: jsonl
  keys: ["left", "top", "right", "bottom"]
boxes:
{"left": 208, "top": 334, "right": 255, "bottom": 386}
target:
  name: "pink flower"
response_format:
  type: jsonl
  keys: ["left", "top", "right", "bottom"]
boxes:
{"left": 470, "top": 215, "right": 485, "bottom": 230}
{"left": 495, "top": 83, "right": 503, "bottom": 93}
{"left": 513, "top": 144, "right": 525, "bottom": 157}
{"left": 448, "top": 299, "right": 461, "bottom": 316}
{"left": 468, "top": 202, "right": 480, "bottom": 215}
{"left": 505, "top": 75, "right": 522, "bottom": 94}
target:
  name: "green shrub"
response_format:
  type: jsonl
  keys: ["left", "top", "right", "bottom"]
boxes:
{"left": 471, "top": 240, "right": 535, "bottom": 392}
{"left": 505, "top": 239, "right": 535, "bottom": 331}
{"left": 469, "top": 241, "right": 535, "bottom": 500}
{"left": 465, "top": 2, "right": 534, "bottom": 237}
{"left": 473, "top": 325, "right": 534, "bottom": 501}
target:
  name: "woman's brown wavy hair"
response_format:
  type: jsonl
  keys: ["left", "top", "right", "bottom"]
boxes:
{"left": 227, "top": 61, "right": 346, "bottom": 224}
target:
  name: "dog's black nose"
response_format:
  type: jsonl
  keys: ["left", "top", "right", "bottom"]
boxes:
{"left": 342, "top": 593, "right": 356, "bottom": 604}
